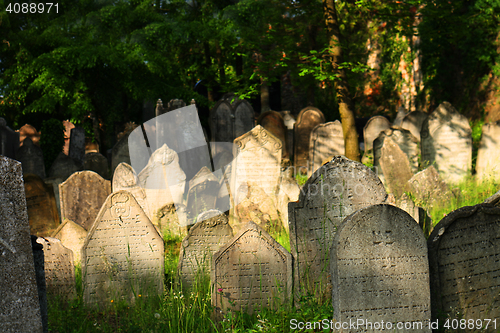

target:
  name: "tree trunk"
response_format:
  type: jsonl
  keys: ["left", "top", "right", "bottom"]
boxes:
{"left": 323, "top": 0, "right": 360, "bottom": 162}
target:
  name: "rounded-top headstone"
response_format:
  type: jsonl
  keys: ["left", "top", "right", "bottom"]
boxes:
{"left": 293, "top": 106, "right": 325, "bottom": 173}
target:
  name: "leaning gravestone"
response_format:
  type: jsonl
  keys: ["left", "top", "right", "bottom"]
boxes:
{"left": 177, "top": 210, "right": 233, "bottom": 290}
{"left": 52, "top": 218, "right": 87, "bottom": 265}
{"left": 0, "top": 156, "right": 44, "bottom": 333}
{"left": 421, "top": 102, "right": 472, "bottom": 183}
{"left": 233, "top": 100, "right": 255, "bottom": 139}
{"left": 210, "top": 100, "right": 234, "bottom": 143}
{"left": 331, "top": 204, "right": 431, "bottom": 332}
{"left": 60, "top": 171, "right": 111, "bottom": 230}
{"left": 363, "top": 115, "right": 391, "bottom": 155}
{"left": 258, "top": 111, "right": 288, "bottom": 159}
{"left": 24, "top": 174, "right": 60, "bottom": 237}
{"left": 212, "top": 221, "right": 292, "bottom": 316}
{"left": 476, "top": 121, "right": 500, "bottom": 181}
{"left": 82, "top": 191, "right": 164, "bottom": 307}
{"left": 83, "top": 152, "right": 109, "bottom": 179}
{"left": 308, "top": 120, "right": 344, "bottom": 176}
{"left": 69, "top": 127, "right": 86, "bottom": 167}
{"left": 428, "top": 204, "right": 500, "bottom": 326}
{"left": 17, "top": 137, "right": 46, "bottom": 178}
{"left": 37, "top": 237, "right": 76, "bottom": 299}
{"left": 373, "top": 127, "right": 419, "bottom": 174}
{"left": 294, "top": 106, "right": 325, "bottom": 173}
{"left": 400, "top": 110, "right": 428, "bottom": 142}
{"left": 186, "top": 167, "right": 219, "bottom": 221}
{"left": 406, "top": 165, "right": 452, "bottom": 212}
{"left": 289, "top": 156, "right": 387, "bottom": 302}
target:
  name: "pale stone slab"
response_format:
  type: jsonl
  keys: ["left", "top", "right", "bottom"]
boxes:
{"left": 0, "top": 156, "right": 43, "bottom": 333}
{"left": 258, "top": 111, "right": 288, "bottom": 159}
{"left": 112, "top": 162, "right": 150, "bottom": 218}
{"left": 82, "top": 191, "right": 164, "bottom": 307}
{"left": 294, "top": 107, "right": 325, "bottom": 173}
{"left": 373, "top": 127, "right": 419, "bottom": 175}
{"left": 37, "top": 237, "right": 76, "bottom": 299}
{"left": 289, "top": 156, "right": 387, "bottom": 302}
{"left": 177, "top": 210, "right": 232, "bottom": 290}
{"left": 17, "top": 137, "right": 45, "bottom": 178}
{"left": 308, "top": 120, "right": 344, "bottom": 176}
{"left": 406, "top": 166, "right": 453, "bottom": 212}
{"left": 401, "top": 110, "right": 428, "bottom": 141}
{"left": 211, "top": 221, "right": 292, "bottom": 316}
{"left": 476, "top": 121, "right": 500, "bottom": 181}
{"left": 421, "top": 102, "right": 472, "bottom": 183}
{"left": 428, "top": 204, "right": 500, "bottom": 325}
{"left": 376, "top": 137, "right": 413, "bottom": 198}
{"left": 186, "top": 167, "right": 219, "bottom": 222}
{"left": 24, "top": 174, "right": 60, "bottom": 237}
{"left": 331, "top": 204, "right": 431, "bottom": 332}
{"left": 363, "top": 115, "right": 391, "bottom": 153}
{"left": 277, "top": 166, "right": 301, "bottom": 232}
{"left": 59, "top": 171, "right": 111, "bottom": 230}
{"left": 52, "top": 218, "right": 87, "bottom": 265}
{"left": 233, "top": 100, "right": 255, "bottom": 139}
{"left": 210, "top": 100, "right": 234, "bottom": 143}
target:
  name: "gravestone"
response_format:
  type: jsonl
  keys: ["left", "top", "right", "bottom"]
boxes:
{"left": 186, "top": 167, "right": 219, "bottom": 222}
{"left": 17, "top": 137, "right": 46, "bottom": 178}
{"left": 363, "top": 115, "right": 391, "bottom": 154}
{"left": 0, "top": 156, "right": 44, "bottom": 333}
{"left": 0, "top": 118, "right": 20, "bottom": 160}
{"left": 293, "top": 107, "right": 325, "bottom": 173}
{"left": 277, "top": 166, "right": 301, "bottom": 232}
{"left": 393, "top": 106, "right": 407, "bottom": 127}
{"left": 212, "top": 221, "right": 292, "bottom": 316}
{"left": 421, "top": 102, "right": 472, "bottom": 183}
{"left": 43, "top": 177, "right": 64, "bottom": 216}
{"left": 177, "top": 210, "right": 233, "bottom": 290}
{"left": 375, "top": 137, "right": 413, "bottom": 198}
{"left": 331, "top": 204, "right": 431, "bottom": 332}
{"left": 257, "top": 111, "right": 288, "bottom": 159}
{"left": 167, "top": 98, "right": 186, "bottom": 111}
{"left": 484, "top": 189, "right": 500, "bottom": 207}
{"left": 59, "top": 171, "right": 111, "bottom": 230}
{"left": 111, "top": 133, "right": 131, "bottom": 176}
{"left": 401, "top": 110, "right": 428, "bottom": 141}
{"left": 19, "top": 124, "right": 41, "bottom": 146}
{"left": 112, "top": 162, "right": 150, "bottom": 218}
{"left": 31, "top": 236, "right": 48, "bottom": 333}
{"left": 289, "top": 156, "right": 387, "bottom": 302}
{"left": 48, "top": 152, "right": 80, "bottom": 181}
{"left": 82, "top": 191, "right": 164, "bottom": 307}
{"left": 62, "top": 120, "right": 75, "bottom": 155}
{"left": 428, "top": 204, "right": 500, "bottom": 326}
{"left": 308, "top": 121, "right": 344, "bottom": 176}
{"left": 210, "top": 100, "right": 234, "bottom": 143}
{"left": 280, "top": 111, "right": 295, "bottom": 160}
{"left": 476, "top": 121, "right": 500, "bottom": 181}
{"left": 406, "top": 165, "right": 452, "bottom": 212}
{"left": 233, "top": 100, "right": 255, "bottom": 139}
{"left": 373, "top": 127, "right": 419, "bottom": 174}
{"left": 52, "top": 218, "right": 87, "bottom": 265}
{"left": 69, "top": 127, "right": 85, "bottom": 167}
{"left": 24, "top": 174, "right": 60, "bottom": 237}
{"left": 37, "top": 237, "right": 76, "bottom": 299}
{"left": 83, "top": 152, "right": 109, "bottom": 179}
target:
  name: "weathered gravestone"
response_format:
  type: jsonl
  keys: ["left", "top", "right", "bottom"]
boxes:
{"left": 362, "top": 115, "right": 391, "bottom": 158}
{"left": 400, "top": 110, "right": 428, "bottom": 142}
{"left": 289, "top": 156, "right": 387, "bottom": 302}
{"left": 428, "top": 204, "right": 500, "bottom": 327}
{"left": 17, "top": 137, "right": 46, "bottom": 178}
{"left": 308, "top": 120, "right": 344, "bottom": 176}
{"left": 484, "top": 189, "right": 500, "bottom": 207}
{"left": 258, "top": 111, "right": 288, "bottom": 159}
{"left": 37, "top": 237, "right": 76, "bottom": 299}
{"left": 60, "top": 171, "right": 111, "bottom": 230}
{"left": 82, "top": 191, "right": 164, "bottom": 307}
{"left": 476, "top": 121, "right": 500, "bottom": 181}
{"left": 167, "top": 98, "right": 186, "bottom": 111}
{"left": 375, "top": 137, "right": 414, "bottom": 198}
{"left": 52, "top": 218, "right": 87, "bottom": 265}
{"left": 331, "top": 204, "right": 431, "bottom": 332}
{"left": 233, "top": 100, "right": 255, "bottom": 139}
{"left": 178, "top": 210, "right": 233, "bottom": 290}
{"left": 277, "top": 166, "right": 301, "bottom": 232}
{"left": 294, "top": 106, "right": 325, "bottom": 173}
{"left": 186, "top": 167, "right": 219, "bottom": 221}
{"left": 83, "top": 152, "right": 109, "bottom": 179}
{"left": 210, "top": 100, "right": 234, "bottom": 143}
{"left": 212, "top": 221, "right": 292, "bottom": 316}
{"left": 373, "top": 127, "right": 419, "bottom": 175}
{"left": 0, "top": 156, "right": 43, "bottom": 333}
{"left": 421, "top": 102, "right": 472, "bottom": 183}
{"left": 112, "top": 162, "right": 150, "bottom": 218}
{"left": 69, "top": 127, "right": 86, "bottom": 167}
{"left": 0, "top": 118, "right": 20, "bottom": 160}
{"left": 406, "top": 165, "right": 453, "bottom": 211}
{"left": 24, "top": 174, "right": 60, "bottom": 237}
{"left": 48, "top": 152, "right": 80, "bottom": 181}
{"left": 111, "top": 133, "right": 132, "bottom": 175}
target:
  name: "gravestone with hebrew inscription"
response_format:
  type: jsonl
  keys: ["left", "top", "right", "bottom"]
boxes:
{"left": 233, "top": 100, "right": 255, "bottom": 139}
{"left": 178, "top": 210, "right": 233, "bottom": 290}
{"left": 289, "top": 156, "right": 387, "bottom": 302}
{"left": 82, "top": 191, "right": 164, "bottom": 307}
{"left": 421, "top": 102, "right": 472, "bottom": 183}
{"left": 60, "top": 171, "right": 111, "bottom": 230}
{"left": 401, "top": 110, "right": 428, "bottom": 142}
{"left": 406, "top": 165, "right": 452, "bottom": 213}
{"left": 294, "top": 107, "right": 325, "bottom": 173}
{"left": 24, "top": 174, "right": 60, "bottom": 237}
{"left": 210, "top": 100, "right": 234, "bottom": 143}
{"left": 428, "top": 204, "right": 500, "bottom": 327}
{"left": 212, "top": 221, "right": 292, "bottom": 316}
{"left": 331, "top": 204, "right": 431, "bottom": 332}
{"left": 17, "top": 137, "right": 46, "bottom": 178}
{"left": 0, "top": 156, "right": 44, "bottom": 333}
{"left": 52, "top": 218, "right": 87, "bottom": 265}
{"left": 308, "top": 121, "right": 344, "bottom": 176}
{"left": 112, "top": 162, "right": 150, "bottom": 218}
{"left": 476, "top": 122, "right": 500, "bottom": 181}
{"left": 258, "top": 111, "right": 288, "bottom": 159}
{"left": 37, "top": 237, "right": 76, "bottom": 299}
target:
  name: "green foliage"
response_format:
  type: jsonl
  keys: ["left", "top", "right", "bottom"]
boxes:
{"left": 39, "top": 119, "right": 65, "bottom": 171}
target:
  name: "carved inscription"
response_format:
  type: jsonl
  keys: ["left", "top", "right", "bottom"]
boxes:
{"left": 331, "top": 204, "right": 431, "bottom": 332}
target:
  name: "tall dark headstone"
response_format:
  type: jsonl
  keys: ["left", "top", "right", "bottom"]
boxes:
{"left": 17, "top": 137, "right": 46, "bottom": 178}
{"left": 293, "top": 107, "right": 325, "bottom": 173}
